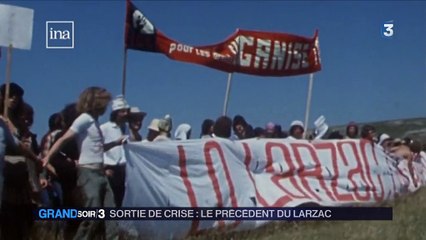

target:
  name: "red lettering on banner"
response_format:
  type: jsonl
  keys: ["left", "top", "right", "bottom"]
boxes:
{"left": 411, "top": 154, "right": 423, "bottom": 188}
{"left": 204, "top": 141, "right": 238, "bottom": 228}
{"left": 397, "top": 164, "right": 410, "bottom": 193}
{"left": 254, "top": 38, "right": 271, "bottom": 69}
{"left": 311, "top": 143, "right": 337, "bottom": 201}
{"left": 316, "top": 142, "right": 354, "bottom": 202}
{"left": 386, "top": 161, "right": 398, "bottom": 197}
{"left": 265, "top": 142, "right": 309, "bottom": 204}
{"left": 290, "top": 143, "right": 331, "bottom": 202}
{"left": 290, "top": 42, "right": 302, "bottom": 70}
{"left": 408, "top": 160, "right": 419, "bottom": 188}
{"left": 360, "top": 141, "right": 385, "bottom": 202}
{"left": 178, "top": 145, "right": 199, "bottom": 236}
{"left": 238, "top": 35, "right": 315, "bottom": 72}
{"left": 239, "top": 36, "right": 255, "bottom": 67}
{"left": 242, "top": 142, "right": 285, "bottom": 207}
{"left": 285, "top": 43, "right": 293, "bottom": 69}
{"left": 270, "top": 41, "right": 286, "bottom": 70}
{"left": 238, "top": 143, "right": 258, "bottom": 222}
{"left": 337, "top": 141, "right": 371, "bottom": 201}
{"left": 242, "top": 142, "right": 252, "bottom": 167}
{"left": 391, "top": 169, "right": 397, "bottom": 196}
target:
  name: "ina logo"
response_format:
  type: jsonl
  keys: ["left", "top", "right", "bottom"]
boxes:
{"left": 46, "top": 21, "right": 74, "bottom": 49}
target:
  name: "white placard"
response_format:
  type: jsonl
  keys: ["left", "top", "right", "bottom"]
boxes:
{"left": 0, "top": 4, "right": 34, "bottom": 50}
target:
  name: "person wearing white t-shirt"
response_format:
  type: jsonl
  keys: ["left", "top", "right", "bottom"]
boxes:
{"left": 42, "top": 87, "right": 124, "bottom": 240}
{"left": 101, "top": 95, "right": 130, "bottom": 207}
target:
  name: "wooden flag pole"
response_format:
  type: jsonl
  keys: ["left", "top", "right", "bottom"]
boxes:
{"left": 3, "top": 44, "right": 13, "bottom": 119}
{"left": 303, "top": 73, "right": 314, "bottom": 139}
{"left": 121, "top": 48, "right": 128, "bottom": 96}
{"left": 222, "top": 72, "right": 233, "bottom": 116}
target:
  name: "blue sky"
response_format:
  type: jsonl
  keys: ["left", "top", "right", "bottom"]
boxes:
{"left": 0, "top": 1, "right": 425, "bottom": 139}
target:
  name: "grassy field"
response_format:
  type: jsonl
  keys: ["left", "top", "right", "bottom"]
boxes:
{"left": 189, "top": 187, "right": 426, "bottom": 240}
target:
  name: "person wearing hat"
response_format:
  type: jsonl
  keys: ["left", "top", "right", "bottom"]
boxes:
{"left": 128, "top": 107, "right": 146, "bottom": 142}
{"left": 377, "top": 133, "right": 393, "bottom": 153}
{"left": 174, "top": 123, "right": 191, "bottom": 140}
{"left": 145, "top": 118, "right": 160, "bottom": 142}
{"left": 100, "top": 95, "right": 130, "bottom": 207}
{"left": 288, "top": 120, "right": 304, "bottom": 140}
{"left": 153, "top": 116, "right": 172, "bottom": 142}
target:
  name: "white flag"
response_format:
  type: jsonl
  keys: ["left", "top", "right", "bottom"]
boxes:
{"left": 0, "top": 4, "right": 34, "bottom": 50}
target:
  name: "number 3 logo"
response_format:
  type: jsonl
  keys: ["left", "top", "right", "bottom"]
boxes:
{"left": 98, "top": 209, "right": 105, "bottom": 219}
{"left": 383, "top": 21, "right": 394, "bottom": 37}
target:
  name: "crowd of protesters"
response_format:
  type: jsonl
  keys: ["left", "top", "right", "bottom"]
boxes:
{"left": 0, "top": 83, "right": 423, "bottom": 240}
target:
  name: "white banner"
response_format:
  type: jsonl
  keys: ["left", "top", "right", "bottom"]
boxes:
{"left": 122, "top": 138, "right": 425, "bottom": 239}
{"left": 0, "top": 4, "right": 34, "bottom": 50}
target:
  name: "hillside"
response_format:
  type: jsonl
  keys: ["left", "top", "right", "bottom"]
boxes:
{"left": 327, "top": 117, "right": 426, "bottom": 143}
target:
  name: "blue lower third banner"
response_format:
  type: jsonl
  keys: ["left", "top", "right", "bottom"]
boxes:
{"left": 35, "top": 207, "right": 392, "bottom": 221}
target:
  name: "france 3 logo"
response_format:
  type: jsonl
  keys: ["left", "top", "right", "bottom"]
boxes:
{"left": 382, "top": 20, "right": 394, "bottom": 38}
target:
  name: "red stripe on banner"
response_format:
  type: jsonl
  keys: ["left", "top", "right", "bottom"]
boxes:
{"left": 178, "top": 145, "right": 199, "bottom": 236}
{"left": 331, "top": 142, "right": 355, "bottom": 202}
{"left": 390, "top": 165, "right": 397, "bottom": 197}
{"left": 291, "top": 143, "right": 324, "bottom": 202}
{"left": 312, "top": 142, "right": 337, "bottom": 201}
{"left": 412, "top": 154, "right": 421, "bottom": 187}
{"left": 203, "top": 141, "right": 225, "bottom": 229}
{"left": 337, "top": 141, "right": 371, "bottom": 201}
{"left": 242, "top": 142, "right": 259, "bottom": 202}
{"left": 408, "top": 159, "right": 418, "bottom": 188}
{"left": 242, "top": 142, "right": 292, "bottom": 207}
{"left": 358, "top": 141, "right": 376, "bottom": 199}
{"left": 243, "top": 143, "right": 252, "bottom": 167}
{"left": 266, "top": 142, "right": 310, "bottom": 199}
{"left": 242, "top": 142, "right": 264, "bottom": 202}
{"left": 265, "top": 142, "right": 306, "bottom": 206}
{"left": 361, "top": 141, "right": 385, "bottom": 202}
{"left": 203, "top": 141, "right": 239, "bottom": 230}
{"left": 399, "top": 164, "right": 410, "bottom": 181}
{"left": 223, "top": 143, "right": 258, "bottom": 229}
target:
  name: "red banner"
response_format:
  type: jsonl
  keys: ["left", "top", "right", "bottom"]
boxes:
{"left": 125, "top": 1, "right": 321, "bottom": 77}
